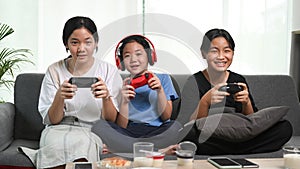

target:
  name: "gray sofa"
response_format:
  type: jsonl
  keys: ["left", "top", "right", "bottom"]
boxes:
{"left": 0, "top": 73, "right": 299, "bottom": 167}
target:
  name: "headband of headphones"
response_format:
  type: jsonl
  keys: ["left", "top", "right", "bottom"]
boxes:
{"left": 114, "top": 34, "right": 157, "bottom": 71}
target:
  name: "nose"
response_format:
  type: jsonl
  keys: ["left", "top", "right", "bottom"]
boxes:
{"left": 78, "top": 43, "right": 85, "bottom": 52}
{"left": 130, "top": 54, "right": 138, "bottom": 62}
{"left": 217, "top": 51, "right": 225, "bottom": 59}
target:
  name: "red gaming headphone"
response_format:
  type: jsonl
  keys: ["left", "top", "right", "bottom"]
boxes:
{"left": 114, "top": 34, "right": 157, "bottom": 71}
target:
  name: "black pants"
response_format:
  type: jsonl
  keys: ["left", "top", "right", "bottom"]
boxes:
{"left": 109, "top": 120, "right": 176, "bottom": 138}
{"left": 91, "top": 119, "right": 182, "bottom": 153}
{"left": 183, "top": 120, "right": 293, "bottom": 155}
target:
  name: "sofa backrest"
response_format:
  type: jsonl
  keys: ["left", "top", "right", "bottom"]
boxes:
{"left": 244, "top": 75, "right": 300, "bottom": 136}
{"left": 14, "top": 73, "right": 45, "bottom": 140}
{"left": 13, "top": 73, "right": 300, "bottom": 141}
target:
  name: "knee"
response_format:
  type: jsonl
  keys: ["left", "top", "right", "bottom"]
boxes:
{"left": 271, "top": 120, "right": 293, "bottom": 143}
{"left": 280, "top": 120, "right": 293, "bottom": 139}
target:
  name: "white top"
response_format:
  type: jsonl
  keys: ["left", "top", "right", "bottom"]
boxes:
{"left": 38, "top": 57, "right": 122, "bottom": 125}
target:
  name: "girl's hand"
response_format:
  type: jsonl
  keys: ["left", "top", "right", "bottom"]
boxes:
{"left": 234, "top": 83, "right": 250, "bottom": 105}
{"left": 121, "top": 77, "right": 136, "bottom": 102}
{"left": 158, "top": 144, "right": 179, "bottom": 155}
{"left": 60, "top": 79, "right": 77, "bottom": 99}
{"left": 91, "top": 77, "right": 110, "bottom": 99}
{"left": 204, "top": 83, "right": 230, "bottom": 105}
{"left": 147, "top": 72, "right": 162, "bottom": 90}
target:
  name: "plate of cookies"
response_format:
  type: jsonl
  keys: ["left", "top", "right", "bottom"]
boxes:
{"left": 97, "top": 157, "right": 132, "bottom": 169}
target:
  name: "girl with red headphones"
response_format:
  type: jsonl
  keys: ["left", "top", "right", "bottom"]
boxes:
{"left": 92, "top": 35, "right": 181, "bottom": 152}
{"left": 116, "top": 34, "right": 179, "bottom": 136}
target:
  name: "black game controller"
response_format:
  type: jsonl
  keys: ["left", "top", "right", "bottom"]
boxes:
{"left": 129, "top": 73, "right": 153, "bottom": 89}
{"left": 69, "top": 77, "right": 98, "bottom": 88}
{"left": 219, "top": 83, "right": 243, "bottom": 94}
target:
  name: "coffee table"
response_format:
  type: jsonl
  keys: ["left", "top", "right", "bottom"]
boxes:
{"left": 163, "top": 158, "right": 284, "bottom": 169}
{"left": 66, "top": 158, "right": 284, "bottom": 169}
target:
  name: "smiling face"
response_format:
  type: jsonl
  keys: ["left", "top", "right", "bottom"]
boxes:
{"left": 66, "top": 27, "right": 97, "bottom": 65}
{"left": 204, "top": 37, "right": 234, "bottom": 73}
{"left": 122, "top": 41, "right": 149, "bottom": 76}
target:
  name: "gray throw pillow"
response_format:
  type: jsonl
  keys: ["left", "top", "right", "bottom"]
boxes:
{"left": 195, "top": 106, "right": 289, "bottom": 142}
{"left": 0, "top": 103, "right": 14, "bottom": 151}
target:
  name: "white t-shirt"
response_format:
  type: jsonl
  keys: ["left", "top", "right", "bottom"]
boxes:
{"left": 38, "top": 57, "right": 122, "bottom": 125}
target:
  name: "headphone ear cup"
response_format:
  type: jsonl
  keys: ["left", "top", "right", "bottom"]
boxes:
{"left": 115, "top": 57, "right": 121, "bottom": 69}
{"left": 147, "top": 49, "right": 153, "bottom": 65}
{"left": 116, "top": 57, "right": 125, "bottom": 71}
{"left": 151, "top": 50, "right": 157, "bottom": 64}
{"left": 147, "top": 49, "right": 157, "bottom": 65}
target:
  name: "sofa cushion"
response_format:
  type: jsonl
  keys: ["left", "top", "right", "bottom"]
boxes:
{"left": 196, "top": 106, "right": 289, "bottom": 142}
{"left": 0, "top": 103, "right": 14, "bottom": 151}
{"left": 14, "top": 73, "right": 45, "bottom": 140}
{"left": 0, "top": 139, "right": 38, "bottom": 167}
{"left": 285, "top": 136, "right": 300, "bottom": 146}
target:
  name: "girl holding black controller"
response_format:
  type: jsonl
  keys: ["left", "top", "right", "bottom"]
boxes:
{"left": 19, "top": 16, "right": 123, "bottom": 169}
{"left": 180, "top": 28, "right": 292, "bottom": 155}
{"left": 196, "top": 28, "right": 256, "bottom": 118}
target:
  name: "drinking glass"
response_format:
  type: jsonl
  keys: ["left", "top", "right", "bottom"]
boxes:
{"left": 176, "top": 141, "right": 197, "bottom": 166}
{"left": 283, "top": 146, "right": 300, "bottom": 169}
{"left": 133, "top": 142, "right": 154, "bottom": 167}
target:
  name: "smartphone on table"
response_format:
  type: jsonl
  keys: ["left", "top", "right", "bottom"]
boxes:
{"left": 208, "top": 157, "right": 242, "bottom": 169}
{"left": 231, "top": 158, "right": 259, "bottom": 168}
{"left": 74, "top": 162, "right": 92, "bottom": 169}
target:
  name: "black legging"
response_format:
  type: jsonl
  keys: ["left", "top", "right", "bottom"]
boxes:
{"left": 91, "top": 119, "right": 182, "bottom": 153}
{"left": 183, "top": 120, "right": 293, "bottom": 155}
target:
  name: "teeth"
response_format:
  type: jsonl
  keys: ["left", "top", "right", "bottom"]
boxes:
{"left": 215, "top": 62, "right": 225, "bottom": 66}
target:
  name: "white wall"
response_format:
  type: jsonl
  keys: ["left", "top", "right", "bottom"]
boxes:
{"left": 0, "top": 0, "right": 294, "bottom": 102}
{"left": 292, "top": 0, "right": 300, "bottom": 30}
{"left": 0, "top": 0, "right": 38, "bottom": 72}
{"left": 144, "top": 0, "right": 291, "bottom": 75}
{"left": 38, "top": 0, "right": 139, "bottom": 73}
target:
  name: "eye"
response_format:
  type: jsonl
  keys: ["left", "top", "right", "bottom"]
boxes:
{"left": 70, "top": 41, "right": 78, "bottom": 45}
{"left": 86, "top": 41, "right": 93, "bottom": 45}
{"left": 136, "top": 52, "right": 143, "bottom": 56}
{"left": 209, "top": 49, "right": 218, "bottom": 53}
{"left": 123, "top": 54, "right": 130, "bottom": 58}
{"left": 224, "top": 49, "right": 232, "bottom": 53}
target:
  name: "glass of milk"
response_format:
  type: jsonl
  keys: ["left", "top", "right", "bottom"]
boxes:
{"left": 176, "top": 141, "right": 197, "bottom": 166}
{"left": 133, "top": 142, "right": 154, "bottom": 167}
{"left": 283, "top": 146, "right": 300, "bottom": 169}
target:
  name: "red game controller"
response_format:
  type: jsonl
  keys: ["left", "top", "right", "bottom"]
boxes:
{"left": 129, "top": 73, "right": 153, "bottom": 89}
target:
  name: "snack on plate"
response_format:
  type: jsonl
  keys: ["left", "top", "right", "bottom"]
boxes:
{"left": 99, "top": 157, "right": 131, "bottom": 168}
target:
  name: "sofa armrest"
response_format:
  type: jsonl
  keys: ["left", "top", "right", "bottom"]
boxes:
{"left": 0, "top": 102, "right": 15, "bottom": 151}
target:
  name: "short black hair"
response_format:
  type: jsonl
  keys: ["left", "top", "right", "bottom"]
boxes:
{"left": 118, "top": 35, "right": 151, "bottom": 60}
{"left": 200, "top": 28, "right": 235, "bottom": 54}
{"left": 62, "top": 16, "right": 99, "bottom": 51}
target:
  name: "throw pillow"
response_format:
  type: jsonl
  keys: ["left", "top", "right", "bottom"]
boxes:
{"left": 195, "top": 106, "right": 289, "bottom": 142}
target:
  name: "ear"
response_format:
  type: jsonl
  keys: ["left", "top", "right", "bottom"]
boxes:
{"left": 95, "top": 45, "right": 98, "bottom": 52}
{"left": 65, "top": 45, "right": 69, "bottom": 53}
